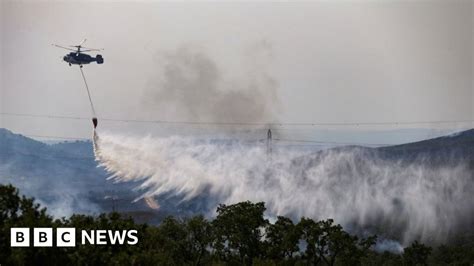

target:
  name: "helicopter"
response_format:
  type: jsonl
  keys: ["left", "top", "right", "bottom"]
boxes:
{"left": 52, "top": 39, "right": 104, "bottom": 67}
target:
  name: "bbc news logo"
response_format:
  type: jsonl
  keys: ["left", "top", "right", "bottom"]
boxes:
{"left": 10, "top": 228, "right": 138, "bottom": 247}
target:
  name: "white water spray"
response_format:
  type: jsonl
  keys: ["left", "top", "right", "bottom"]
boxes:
{"left": 93, "top": 131, "right": 473, "bottom": 245}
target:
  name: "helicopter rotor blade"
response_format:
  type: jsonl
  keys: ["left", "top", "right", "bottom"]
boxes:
{"left": 69, "top": 39, "right": 86, "bottom": 48}
{"left": 81, "top": 45, "right": 103, "bottom": 50}
{"left": 52, "top": 44, "right": 77, "bottom": 51}
{"left": 81, "top": 46, "right": 104, "bottom": 51}
{"left": 81, "top": 49, "right": 103, "bottom": 52}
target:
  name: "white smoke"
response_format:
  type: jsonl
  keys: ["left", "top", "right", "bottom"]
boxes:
{"left": 93, "top": 131, "right": 473, "bottom": 245}
{"left": 374, "top": 239, "right": 404, "bottom": 254}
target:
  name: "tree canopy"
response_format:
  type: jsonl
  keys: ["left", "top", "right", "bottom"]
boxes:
{"left": 1, "top": 184, "right": 473, "bottom": 265}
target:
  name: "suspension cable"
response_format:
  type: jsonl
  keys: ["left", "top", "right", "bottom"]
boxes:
{"left": 79, "top": 67, "right": 96, "bottom": 117}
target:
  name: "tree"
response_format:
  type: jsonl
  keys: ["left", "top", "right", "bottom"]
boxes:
{"left": 212, "top": 201, "right": 268, "bottom": 265}
{"left": 265, "top": 216, "right": 301, "bottom": 261}
{"left": 3, "top": 184, "right": 473, "bottom": 265}
{"left": 0, "top": 184, "right": 21, "bottom": 262}
{"left": 185, "top": 215, "right": 213, "bottom": 265}
{"left": 0, "top": 184, "right": 66, "bottom": 265}
{"left": 155, "top": 216, "right": 190, "bottom": 264}
{"left": 403, "top": 241, "right": 432, "bottom": 266}
{"left": 298, "top": 218, "right": 376, "bottom": 266}
{"left": 298, "top": 217, "right": 322, "bottom": 264}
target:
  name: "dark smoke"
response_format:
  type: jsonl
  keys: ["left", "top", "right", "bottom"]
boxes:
{"left": 144, "top": 45, "right": 280, "bottom": 123}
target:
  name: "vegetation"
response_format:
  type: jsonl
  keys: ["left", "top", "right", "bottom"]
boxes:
{"left": 1, "top": 184, "right": 473, "bottom": 265}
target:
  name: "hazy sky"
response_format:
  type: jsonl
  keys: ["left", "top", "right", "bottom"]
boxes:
{"left": 1, "top": 0, "right": 473, "bottom": 144}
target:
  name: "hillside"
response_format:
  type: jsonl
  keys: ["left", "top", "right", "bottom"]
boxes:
{"left": 1, "top": 128, "right": 473, "bottom": 221}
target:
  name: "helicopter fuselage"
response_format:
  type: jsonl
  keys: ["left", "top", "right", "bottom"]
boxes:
{"left": 63, "top": 52, "right": 104, "bottom": 66}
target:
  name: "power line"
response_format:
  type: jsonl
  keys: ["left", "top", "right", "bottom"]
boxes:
{"left": 2, "top": 112, "right": 473, "bottom": 127}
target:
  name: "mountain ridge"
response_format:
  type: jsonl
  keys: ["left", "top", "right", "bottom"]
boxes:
{"left": 1, "top": 127, "right": 473, "bottom": 220}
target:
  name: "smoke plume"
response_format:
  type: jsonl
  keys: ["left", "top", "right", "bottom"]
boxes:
{"left": 143, "top": 45, "right": 279, "bottom": 123}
